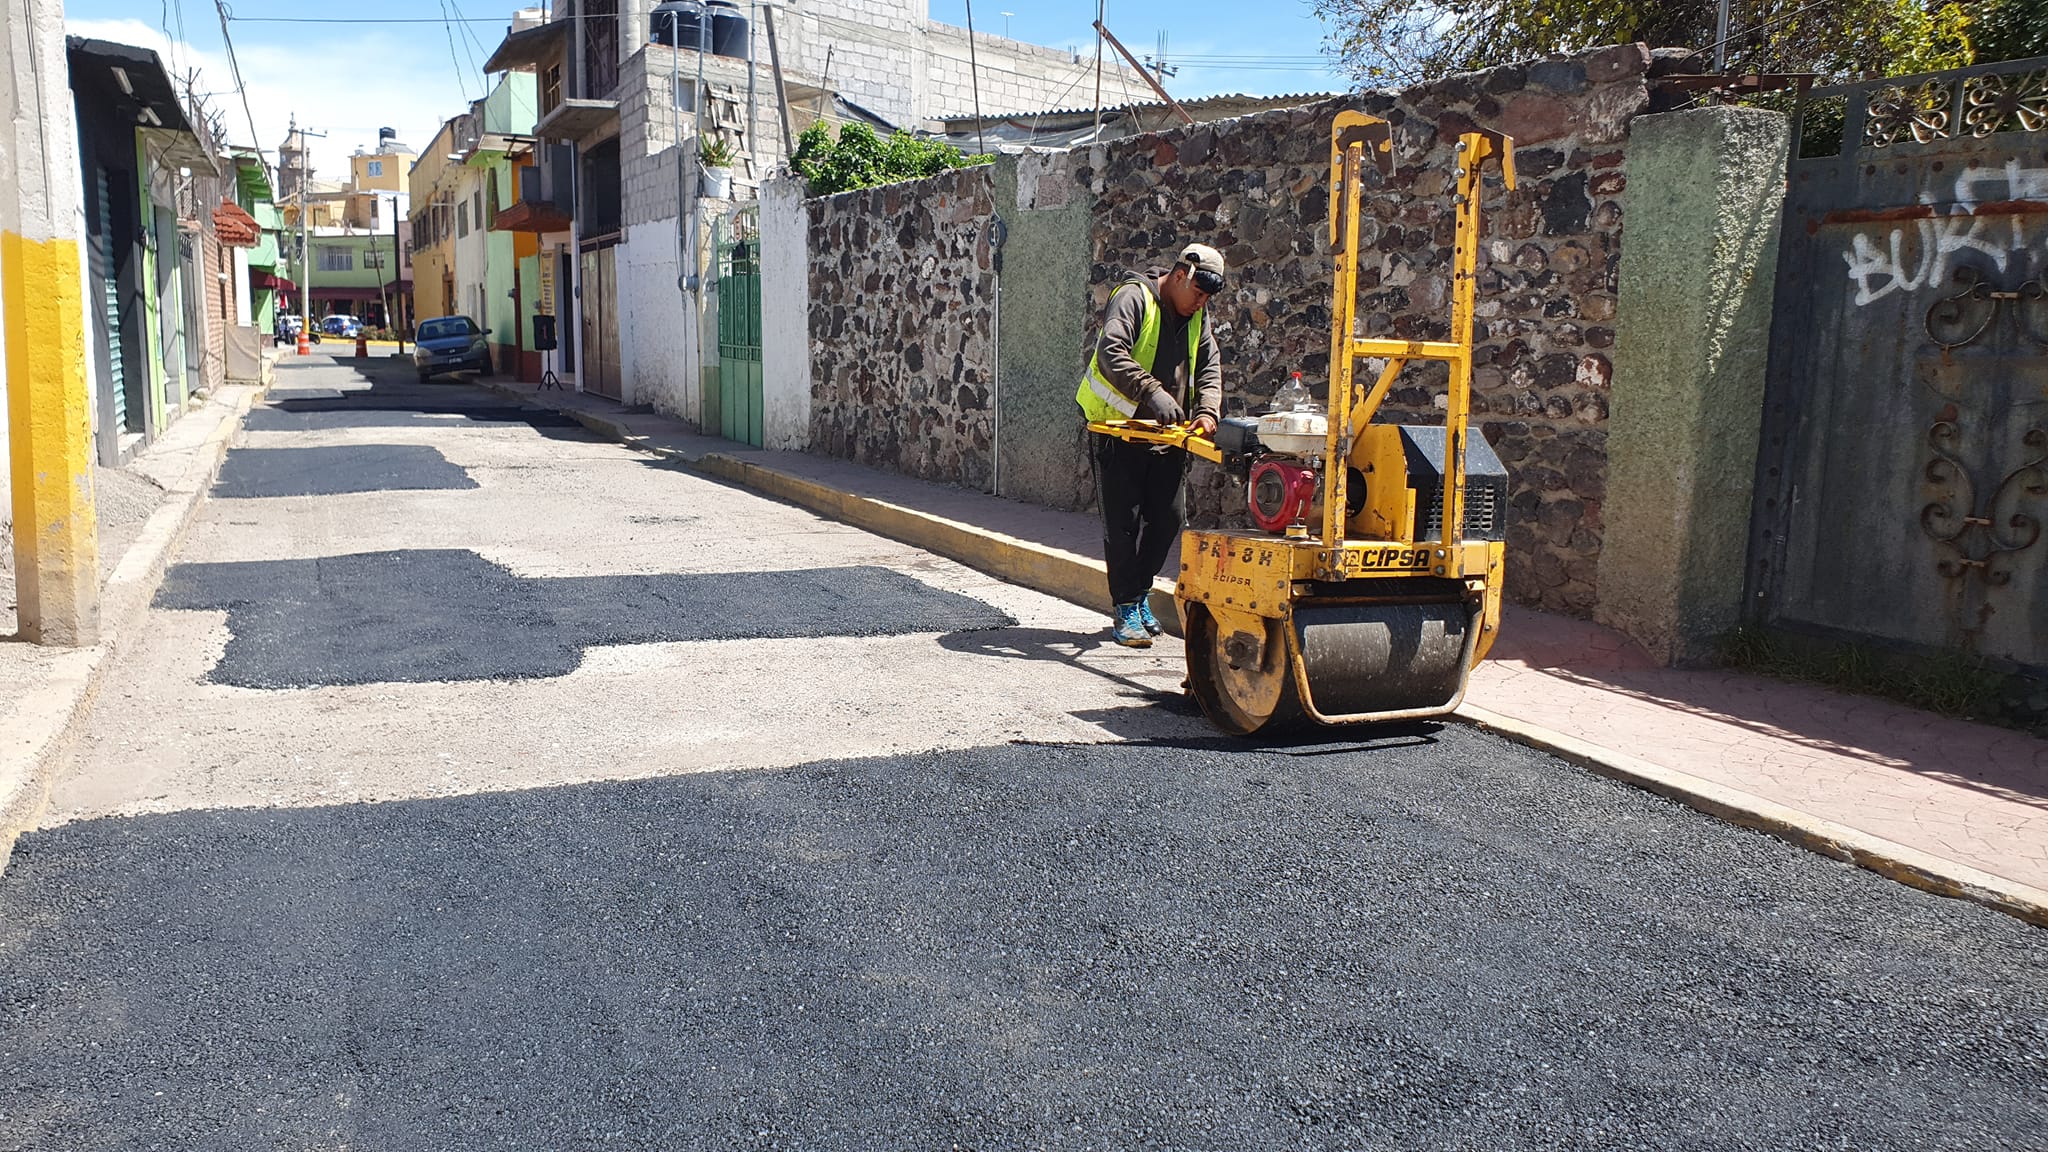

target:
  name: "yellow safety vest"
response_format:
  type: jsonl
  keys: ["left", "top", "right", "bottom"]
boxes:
{"left": 1076, "top": 277, "right": 1204, "bottom": 421}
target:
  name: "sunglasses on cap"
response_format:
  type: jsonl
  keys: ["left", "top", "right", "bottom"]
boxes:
{"left": 1189, "top": 267, "right": 1225, "bottom": 294}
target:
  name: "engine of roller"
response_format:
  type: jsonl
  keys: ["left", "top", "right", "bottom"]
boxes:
{"left": 1085, "top": 110, "right": 1517, "bottom": 735}
{"left": 1214, "top": 379, "right": 1510, "bottom": 546}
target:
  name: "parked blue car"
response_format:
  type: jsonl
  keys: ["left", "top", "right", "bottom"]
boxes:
{"left": 413, "top": 316, "right": 493, "bottom": 382}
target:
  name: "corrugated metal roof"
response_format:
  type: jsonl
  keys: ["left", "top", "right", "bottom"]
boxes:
{"left": 937, "top": 91, "right": 1338, "bottom": 123}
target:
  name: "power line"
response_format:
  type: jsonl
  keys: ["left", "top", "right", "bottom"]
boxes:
{"left": 448, "top": 0, "right": 495, "bottom": 93}
{"left": 211, "top": 0, "right": 264, "bottom": 153}
{"left": 438, "top": 0, "right": 472, "bottom": 102}
{"left": 1026, "top": 56, "right": 1102, "bottom": 142}
{"left": 224, "top": 13, "right": 589, "bottom": 23}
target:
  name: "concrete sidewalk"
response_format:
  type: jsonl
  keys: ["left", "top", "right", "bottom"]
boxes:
{"left": 480, "top": 378, "right": 2048, "bottom": 926}
{"left": 1, "top": 382, "right": 264, "bottom": 866}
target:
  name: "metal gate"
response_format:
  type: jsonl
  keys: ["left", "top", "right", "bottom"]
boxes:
{"left": 1750, "top": 57, "right": 2048, "bottom": 671}
{"left": 717, "top": 206, "right": 762, "bottom": 447}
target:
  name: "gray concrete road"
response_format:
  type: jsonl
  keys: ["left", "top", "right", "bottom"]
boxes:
{"left": 2, "top": 356, "right": 2042, "bottom": 1150}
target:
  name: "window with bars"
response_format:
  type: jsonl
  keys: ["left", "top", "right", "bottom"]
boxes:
{"left": 318, "top": 246, "right": 353, "bottom": 272}
{"left": 541, "top": 63, "right": 563, "bottom": 119}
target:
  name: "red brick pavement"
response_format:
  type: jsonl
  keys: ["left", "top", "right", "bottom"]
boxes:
{"left": 1470, "top": 609, "right": 2048, "bottom": 894}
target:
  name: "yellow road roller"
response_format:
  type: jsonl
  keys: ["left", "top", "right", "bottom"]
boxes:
{"left": 1089, "top": 111, "right": 1515, "bottom": 734}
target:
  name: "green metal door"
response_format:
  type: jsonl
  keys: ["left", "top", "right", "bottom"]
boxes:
{"left": 717, "top": 207, "right": 763, "bottom": 447}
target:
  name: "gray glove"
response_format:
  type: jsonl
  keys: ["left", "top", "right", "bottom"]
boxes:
{"left": 1136, "top": 385, "right": 1184, "bottom": 425}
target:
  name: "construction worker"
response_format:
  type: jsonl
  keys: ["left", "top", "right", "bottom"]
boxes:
{"left": 1076, "top": 242, "right": 1226, "bottom": 647}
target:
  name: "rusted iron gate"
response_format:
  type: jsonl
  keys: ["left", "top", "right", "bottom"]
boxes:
{"left": 1749, "top": 57, "right": 2048, "bottom": 672}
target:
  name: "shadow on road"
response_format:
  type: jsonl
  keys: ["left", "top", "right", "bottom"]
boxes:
{"left": 250, "top": 356, "right": 594, "bottom": 440}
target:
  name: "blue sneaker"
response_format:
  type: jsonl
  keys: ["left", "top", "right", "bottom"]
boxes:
{"left": 1111, "top": 601, "right": 1153, "bottom": 647}
{"left": 1138, "top": 597, "right": 1163, "bottom": 635}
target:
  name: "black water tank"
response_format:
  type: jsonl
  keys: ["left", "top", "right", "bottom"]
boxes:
{"left": 707, "top": 0, "right": 749, "bottom": 59}
{"left": 650, "top": 0, "right": 710, "bottom": 50}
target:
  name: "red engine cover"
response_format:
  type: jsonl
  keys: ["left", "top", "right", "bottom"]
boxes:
{"left": 1247, "top": 459, "right": 1318, "bottom": 533}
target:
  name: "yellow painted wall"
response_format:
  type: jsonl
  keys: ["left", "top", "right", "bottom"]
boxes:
{"left": 4, "top": 231, "right": 98, "bottom": 644}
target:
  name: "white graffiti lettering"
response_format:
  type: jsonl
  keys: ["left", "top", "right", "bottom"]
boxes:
{"left": 1952, "top": 159, "right": 2048, "bottom": 213}
{"left": 1843, "top": 215, "right": 2025, "bottom": 305}
{"left": 1840, "top": 161, "right": 2048, "bottom": 306}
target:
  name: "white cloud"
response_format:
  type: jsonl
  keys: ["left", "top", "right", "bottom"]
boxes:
{"left": 65, "top": 15, "right": 484, "bottom": 183}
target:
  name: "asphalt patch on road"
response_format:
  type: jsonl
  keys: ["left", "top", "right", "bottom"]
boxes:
{"left": 154, "top": 548, "right": 1016, "bottom": 686}
{"left": 264, "top": 387, "right": 346, "bottom": 401}
{"left": 212, "top": 445, "right": 480, "bottom": 498}
{"left": 1, "top": 733, "right": 2041, "bottom": 1150}
{"left": 243, "top": 405, "right": 588, "bottom": 435}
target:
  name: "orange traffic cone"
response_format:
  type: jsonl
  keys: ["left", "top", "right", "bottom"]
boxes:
{"left": 355, "top": 333, "right": 368, "bottom": 358}
{"left": 296, "top": 330, "right": 310, "bottom": 356}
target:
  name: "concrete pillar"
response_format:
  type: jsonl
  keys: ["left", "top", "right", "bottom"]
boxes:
{"left": 2, "top": 0, "right": 100, "bottom": 646}
{"left": 757, "top": 177, "right": 809, "bottom": 450}
{"left": 619, "top": 0, "right": 648, "bottom": 67}
{"left": 1595, "top": 106, "right": 1789, "bottom": 664}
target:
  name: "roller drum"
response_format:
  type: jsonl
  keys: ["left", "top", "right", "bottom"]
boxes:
{"left": 1290, "top": 601, "right": 1470, "bottom": 716}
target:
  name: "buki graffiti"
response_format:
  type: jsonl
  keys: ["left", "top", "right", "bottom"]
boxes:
{"left": 1842, "top": 160, "right": 2048, "bottom": 307}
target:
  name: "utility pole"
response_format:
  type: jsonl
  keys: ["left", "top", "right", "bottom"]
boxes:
{"left": 1092, "top": 0, "right": 1105, "bottom": 140}
{"left": 964, "top": 0, "right": 985, "bottom": 154}
{"left": 2, "top": 0, "right": 99, "bottom": 644}
{"left": 745, "top": 0, "right": 759, "bottom": 177}
{"left": 294, "top": 121, "right": 328, "bottom": 347}
{"left": 389, "top": 194, "right": 403, "bottom": 351}
{"left": 1093, "top": 18, "right": 1193, "bottom": 126}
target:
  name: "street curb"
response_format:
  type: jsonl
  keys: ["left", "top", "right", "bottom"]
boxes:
{"left": 1457, "top": 703, "right": 2048, "bottom": 929}
{"left": 0, "top": 383, "right": 263, "bottom": 873}
{"left": 486, "top": 382, "right": 2047, "bottom": 930}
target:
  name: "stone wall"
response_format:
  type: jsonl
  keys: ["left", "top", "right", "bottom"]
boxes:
{"left": 807, "top": 165, "right": 1001, "bottom": 488}
{"left": 791, "top": 44, "right": 1680, "bottom": 618}
{"left": 1084, "top": 44, "right": 1651, "bottom": 614}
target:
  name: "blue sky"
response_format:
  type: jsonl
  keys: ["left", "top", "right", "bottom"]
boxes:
{"left": 64, "top": 0, "right": 1343, "bottom": 176}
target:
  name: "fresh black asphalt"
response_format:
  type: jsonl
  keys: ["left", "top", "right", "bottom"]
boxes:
{"left": 212, "top": 444, "right": 480, "bottom": 497}
{"left": 2, "top": 732, "right": 2041, "bottom": 1151}
{"left": 242, "top": 405, "right": 588, "bottom": 435}
{"left": 154, "top": 549, "right": 1017, "bottom": 686}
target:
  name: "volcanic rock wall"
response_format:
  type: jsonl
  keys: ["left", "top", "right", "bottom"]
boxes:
{"left": 1084, "top": 44, "right": 1650, "bottom": 614}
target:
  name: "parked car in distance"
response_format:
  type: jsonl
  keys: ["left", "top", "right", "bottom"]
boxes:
{"left": 322, "top": 314, "right": 363, "bottom": 339}
{"left": 413, "top": 316, "right": 492, "bottom": 381}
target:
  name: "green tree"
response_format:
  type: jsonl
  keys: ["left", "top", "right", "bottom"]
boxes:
{"left": 789, "top": 123, "right": 994, "bottom": 198}
{"left": 1311, "top": 0, "right": 1980, "bottom": 86}
{"left": 1970, "top": 0, "right": 2048, "bottom": 62}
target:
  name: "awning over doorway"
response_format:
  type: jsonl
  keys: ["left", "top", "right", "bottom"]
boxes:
{"left": 213, "top": 201, "right": 261, "bottom": 247}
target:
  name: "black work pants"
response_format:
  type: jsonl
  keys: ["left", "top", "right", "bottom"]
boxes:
{"left": 1092, "top": 433, "right": 1188, "bottom": 607}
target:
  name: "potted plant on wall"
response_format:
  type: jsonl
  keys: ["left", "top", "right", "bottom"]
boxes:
{"left": 700, "top": 137, "right": 736, "bottom": 199}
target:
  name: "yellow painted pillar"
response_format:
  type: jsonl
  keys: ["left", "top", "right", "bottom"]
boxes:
{"left": 3, "top": 0, "right": 99, "bottom": 646}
